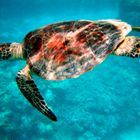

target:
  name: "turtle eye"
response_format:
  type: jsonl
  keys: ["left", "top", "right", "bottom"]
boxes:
{"left": 135, "top": 43, "right": 140, "bottom": 48}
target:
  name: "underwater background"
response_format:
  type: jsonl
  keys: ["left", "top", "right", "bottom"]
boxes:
{"left": 0, "top": 0, "right": 140, "bottom": 139}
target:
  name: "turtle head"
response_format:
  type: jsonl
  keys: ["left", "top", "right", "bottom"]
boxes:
{"left": 0, "top": 43, "right": 11, "bottom": 60}
{"left": 0, "top": 42, "right": 23, "bottom": 60}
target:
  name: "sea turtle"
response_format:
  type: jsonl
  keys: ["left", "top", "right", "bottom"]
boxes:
{"left": 0, "top": 20, "right": 140, "bottom": 121}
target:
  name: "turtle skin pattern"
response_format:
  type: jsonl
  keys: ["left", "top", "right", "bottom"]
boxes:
{"left": 23, "top": 20, "right": 122, "bottom": 80}
{"left": 124, "top": 38, "right": 140, "bottom": 58}
{"left": 0, "top": 43, "right": 11, "bottom": 60}
{"left": 16, "top": 70, "right": 57, "bottom": 121}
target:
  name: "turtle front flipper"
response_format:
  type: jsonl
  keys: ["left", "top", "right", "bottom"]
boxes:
{"left": 113, "top": 36, "right": 140, "bottom": 58}
{"left": 16, "top": 65, "right": 57, "bottom": 121}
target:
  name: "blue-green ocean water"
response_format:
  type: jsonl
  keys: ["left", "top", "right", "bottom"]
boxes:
{"left": 0, "top": 0, "right": 140, "bottom": 139}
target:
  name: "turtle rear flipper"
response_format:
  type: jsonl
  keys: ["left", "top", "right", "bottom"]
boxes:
{"left": 16, "top": 65, "right": 57, "bottom": 121}
{"left": 113, "top": 36, "right": 140, "bottom": 58}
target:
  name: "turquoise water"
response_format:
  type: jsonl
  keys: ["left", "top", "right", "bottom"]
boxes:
{"left": 0, "top": 0, "right": 140, "bottom": 139}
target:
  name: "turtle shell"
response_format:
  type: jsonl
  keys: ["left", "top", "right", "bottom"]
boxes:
{"left": 23, "top": 20, "right": 126, "bottom": 80}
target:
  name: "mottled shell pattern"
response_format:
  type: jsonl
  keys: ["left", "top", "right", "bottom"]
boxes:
{"left": 23, "top": 20, "right": 131, "bottom": 80}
